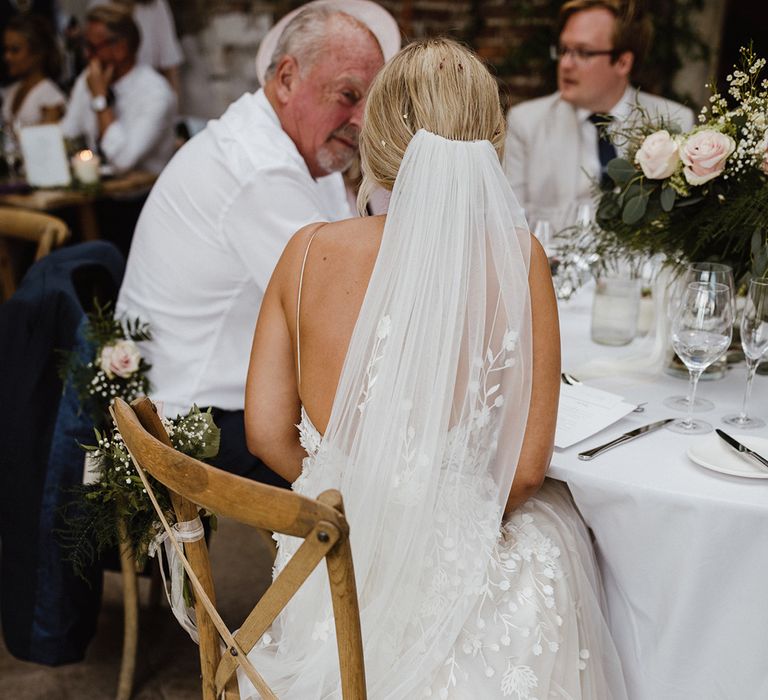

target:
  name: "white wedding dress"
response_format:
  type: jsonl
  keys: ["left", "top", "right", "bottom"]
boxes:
{"left": 239, "top": 131, "right": 627, "bottom": 699}
{"left": 271, "top": 410, "right": 627, "bottom": 700}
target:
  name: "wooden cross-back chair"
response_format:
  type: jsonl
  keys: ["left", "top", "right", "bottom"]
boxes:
{"left": 0, "top": 207, "right": 70, "bottom": 301}
{"left": 109, "top": 397, "right": 366, "bottom": 700}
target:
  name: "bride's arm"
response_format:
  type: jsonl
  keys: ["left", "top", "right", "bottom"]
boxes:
{"left": 244, "top": 230, "right": 313, "bottom": 483}
{"left": 504, "top": 237, "right": 561, "bottom": 515}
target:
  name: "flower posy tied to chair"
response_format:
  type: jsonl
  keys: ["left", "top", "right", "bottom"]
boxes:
{"left": 593, "top": 45, "right": 768, "bottom": 285}
{"left": 59, "top": 302, "right": 220, "bottom": 580}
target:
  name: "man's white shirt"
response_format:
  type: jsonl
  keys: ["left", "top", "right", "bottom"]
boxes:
{"left": 117, "top": 89, "right": 353, "bottom": 417}
{"left": 60, "top": 63, "right": 176, "bottom": 174}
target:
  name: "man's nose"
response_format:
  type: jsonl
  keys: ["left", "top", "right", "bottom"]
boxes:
{"left": 559, "top": 51, "right": 577, "bottom": 70}
{"left": 349, "top": 100, "right": 366, "bottom": 129}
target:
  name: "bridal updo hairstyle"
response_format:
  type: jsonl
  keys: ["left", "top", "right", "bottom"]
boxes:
{"left": 358, "top": 37, "right": 505, "bottom": 211}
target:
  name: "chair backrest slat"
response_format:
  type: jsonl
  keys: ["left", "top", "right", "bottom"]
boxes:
{"left": 0, "top": 207, "right": 70, "bottom": 300}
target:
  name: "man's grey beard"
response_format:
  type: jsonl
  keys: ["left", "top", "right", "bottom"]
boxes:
{"left": 315, "top": 124, "right": 359, "bottom": 174}
{"left": 316, "top": 142, "right": 357, "bottom": 175}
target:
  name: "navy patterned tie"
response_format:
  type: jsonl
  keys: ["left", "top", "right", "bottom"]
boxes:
{"left": 588, "top": 113, "right": 617, "bottom": 188}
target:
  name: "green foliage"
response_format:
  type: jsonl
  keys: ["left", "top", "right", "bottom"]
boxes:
{"left": 56, "top": 299, "right": 221, "bottom": 581}
{"left": 596, "top": 171, "right": 768, "bottom": 282}
{"left": 60, "top": 406, "right": 221, "bottom": 579}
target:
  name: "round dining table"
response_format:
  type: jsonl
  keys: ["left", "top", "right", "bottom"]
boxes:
{"left": 552, "top": 285, "right": 768, "bottom": 700}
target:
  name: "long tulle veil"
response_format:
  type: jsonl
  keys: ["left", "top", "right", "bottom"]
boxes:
{"left": 241, "top": 129, "right": 533, "bottom": 698}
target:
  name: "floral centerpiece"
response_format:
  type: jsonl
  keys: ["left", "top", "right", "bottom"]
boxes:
{"left": 592, "top": 46, "right": 768, "bottom": 285}
{"left": 58, "top": 302, "right": 220, "bottom": 576}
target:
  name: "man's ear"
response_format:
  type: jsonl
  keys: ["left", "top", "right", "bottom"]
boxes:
{"left": 273, "top": 55, "right": 300, "bottom": 105}
{"left": 614, "top": 50, "right": 634, "bottom": 78}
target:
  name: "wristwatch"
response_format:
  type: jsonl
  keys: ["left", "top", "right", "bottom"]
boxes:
{"left": 90, "top": 94, "right": 108, "bottom": 112}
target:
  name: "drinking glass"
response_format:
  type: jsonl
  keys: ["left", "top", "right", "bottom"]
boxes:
{"left": 723, "top": 277, "right": 768, "bottom": 428}
{"left": 532, "top": 219, "right": 553, "bottom": 249}
{"left": 1, "top": 122, "right": 21, "bottom": 181}
{"left": 664, "top": 262, "right": 735, "bottom": 411}
{"left": 590, "top": 269, "right": 641, "bottom": 345}
{"left": 667, "top": 281, "right": 733, "bottom": 434}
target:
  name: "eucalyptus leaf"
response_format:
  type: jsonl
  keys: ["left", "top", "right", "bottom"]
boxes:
{"left": 660, "top": 186, "right": 676, "bottom": 211}
{"left": 622, "top": 193, "right": 649, "bottom": 224}
{"left": 597, "top": 193, "right": 620, "bottom": 221}
{"left": 751, "top": 229, "right": 767, "bottom": 257}
{"left": 618, "top": 181, "right": 643, "bottom": 208}
{"left": 606, "top": 158, "right": 636, "bottom": 185}
{"left": 645, "top": 196, "right": 664, "bottom": 222}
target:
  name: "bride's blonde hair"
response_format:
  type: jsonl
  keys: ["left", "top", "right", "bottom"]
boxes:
{"left": 358, "top": 37, "right": 505, "bottom": 212}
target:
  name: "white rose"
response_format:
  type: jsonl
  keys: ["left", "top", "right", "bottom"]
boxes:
{"left": 634, "top": 130, "right": 680, "bottom": 179}
{"left": 679, "top": 129, "right": 736, "bottom": 185}
{"left": 99, "top": 339, "right": 141, "bottom": 379}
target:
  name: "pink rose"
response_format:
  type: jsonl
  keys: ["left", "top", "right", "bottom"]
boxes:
{"left": 634, "top": 130, "right": 680, "bottom": 179}
{"left": 99, "top": 339, "right": 141, "bottom": 379}
{"left": 680, "top": 129, "right": 736, "bottom": 185}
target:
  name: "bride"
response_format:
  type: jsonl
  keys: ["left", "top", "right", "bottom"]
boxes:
{"left": 243, "top": 37, "right": 627, "bottom": 699}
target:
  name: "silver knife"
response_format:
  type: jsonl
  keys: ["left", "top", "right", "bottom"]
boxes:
{"left": 578, "top": 418, "right": 674, "bottom": 461}
{"left": 715, "top": 429, "right": 768, "bottom": 470}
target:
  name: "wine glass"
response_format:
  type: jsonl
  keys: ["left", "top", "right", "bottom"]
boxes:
{"left": 722, "top": 277, "right": 768, "bottom": 428}
{"left": 1, "top": 122, "right": 21, "bottom": 181}
{"left": 532, "top": 218, "right": 553, "bottom": 249}
{"left": 667, "top": 281, "right": 733, "bottom": 435}
{"left": 664, "top": 262, "right": 736, "bottom": 412}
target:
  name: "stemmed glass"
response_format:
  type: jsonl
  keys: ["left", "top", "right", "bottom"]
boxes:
{"left": 723, "top": 277, "right": 768, "bottom": 428}
{"left": 667, "top": 281, "right": 733, "bottom": 434}
{"left": 664, "top": 262, "right": 736, "bottom": 412}
{"left": 1, "top": 122, "right": 21, "bottom": 181}
{"left": 533, "top": 218, "right": 559, "bottom": 280}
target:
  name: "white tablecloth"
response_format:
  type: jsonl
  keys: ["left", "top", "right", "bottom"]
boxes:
{"left": 552, "top": 288, "right": 768, "bottom": 700}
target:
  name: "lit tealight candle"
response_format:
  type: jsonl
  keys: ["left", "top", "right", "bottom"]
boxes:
{"left": 71, "top": 149, "right": 101, "bottom": 185}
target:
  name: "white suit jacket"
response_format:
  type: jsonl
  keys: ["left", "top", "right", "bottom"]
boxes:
{"left": 503, "top": 89, "right": 695, "bottom": 224}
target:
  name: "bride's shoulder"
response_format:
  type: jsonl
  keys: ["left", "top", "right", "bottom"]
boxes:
{"left": 273, "top": 216, "right": 385, "bottom": 287}
{"left": 291, "top": 216, "right": 385, "bottom": 258}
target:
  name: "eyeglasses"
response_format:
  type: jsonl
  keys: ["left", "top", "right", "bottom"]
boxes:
{"left": 550, "top": 45, "right": 619, "bottom": 63}
{"left": 83, "top": 36, "right": 118, "bottom": 54}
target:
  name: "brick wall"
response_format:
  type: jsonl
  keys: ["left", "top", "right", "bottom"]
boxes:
{"left": 169, "top": 0, "right": 562, "bottom": 116}
{"left": 167, "top": 0, "right": 720, "bottom": 118}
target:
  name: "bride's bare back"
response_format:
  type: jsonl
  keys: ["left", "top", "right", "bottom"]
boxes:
{"left": 290, "top": 215, "right": 386, "bottom": 432}
{"left": 244, "top": 215, "right": 385, "bottom": 476}
{"left": 246, "top": 212, "right": 559, "bottom": 515}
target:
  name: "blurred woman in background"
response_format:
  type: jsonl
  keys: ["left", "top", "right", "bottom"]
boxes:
{"left": 2, "top": 13, "right": 64, "bottom": 127}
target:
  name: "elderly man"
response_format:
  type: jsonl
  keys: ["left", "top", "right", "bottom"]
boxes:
{"left": 60, "top": 2, "right": 176, "bottom": 174}
{"left": 117, "top": 2, "right": 398, "bottom": 484}
{"left": 504, "top": 0, "right": 694, "bottom": 227}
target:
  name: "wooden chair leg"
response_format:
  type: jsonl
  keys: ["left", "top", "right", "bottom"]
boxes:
{"left": 116, "top": 518, "right": 139, "bottom": 700}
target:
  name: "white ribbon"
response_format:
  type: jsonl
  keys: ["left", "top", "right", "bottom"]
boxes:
{"left": 148, "top": 516, "right": 205, "bottom": 643}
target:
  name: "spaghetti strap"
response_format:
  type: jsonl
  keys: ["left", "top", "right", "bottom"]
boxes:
{"left": 296, "top": 224, "right": 324, "bottom": 390}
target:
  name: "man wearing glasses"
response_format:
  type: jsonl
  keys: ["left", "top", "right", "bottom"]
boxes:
{"left": 60, "top": 3, "right": 176, "bottom": 175}
{"left": 503, "top": 0, "right": 694, "bottom": 227}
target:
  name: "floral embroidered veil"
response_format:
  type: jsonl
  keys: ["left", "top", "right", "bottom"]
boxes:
{"left": 239, "top": 126, "right": 534, "bottom": 697}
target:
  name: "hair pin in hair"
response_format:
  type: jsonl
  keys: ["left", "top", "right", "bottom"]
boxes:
{"left": 381, "top": 140, "right": 387, "bottom": 147}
